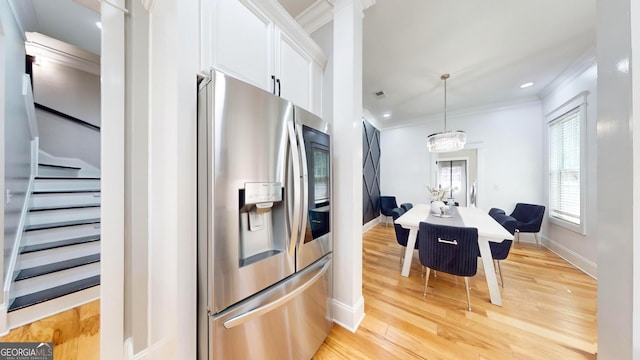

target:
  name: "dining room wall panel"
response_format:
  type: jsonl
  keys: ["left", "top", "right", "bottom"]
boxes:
{"left": 362, "top": 118, "right": 381, "bottom": 224}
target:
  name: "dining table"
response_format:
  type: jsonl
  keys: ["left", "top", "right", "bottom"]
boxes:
{"left": 394, "top": 204, "right": 514, "bottom": 306}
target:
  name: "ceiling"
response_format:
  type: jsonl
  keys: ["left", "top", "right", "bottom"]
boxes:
{"left": 18, "top": 0, "right": 101, "bottom": 55}
{"left": 21, "top": 0, "right": 596, "bottom": 130}
{"left": 361, "top": 0, "right": 596, "bottom": 128}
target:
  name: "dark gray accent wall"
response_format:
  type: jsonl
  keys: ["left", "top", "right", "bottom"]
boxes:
{"left": 362, "top": 119, "right": 381, "bottom": 224}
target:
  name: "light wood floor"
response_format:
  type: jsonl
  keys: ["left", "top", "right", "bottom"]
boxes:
{"left": 0, "top": 225, "right": 596, "bottom": 359}
{"left": 0, "top": 300, "right": 99, "bottom": 360}
{"left": 314, "top": 225, "right": 597, "bottom": 359}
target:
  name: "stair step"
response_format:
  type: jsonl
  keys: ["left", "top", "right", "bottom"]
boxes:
{"left": 24, "top": 218, "right": 100, "bottom": 232}
{"left": 18, "top": 241, "right": 100, "bottom": 270}
{"left": 30, "top": 192, "right": 101, "bottom": 209}
{"left": 23, "top": 221, "right": 100, "bottom": 247}
{"left": 38, "top": 163, "right": 81, "bottom": 171}
{"left": 13, "top": 262, "right": 100, "bottom": 298}
{"left": 9, "top": 275, "right": 100, "bottom": 312}
{"left": 30, "top": 204, "right": 101, "bottom": 212}
{"left": 33, "top": 177, "right": 100, "bottom": 192}
{"left": 38, "top": 163, "right": 81, "bottom": 177}
{"left": 16, "top": 254, "right": 101, "bottom": 281}
{"left": 21, "top": 234, "right": 100, "bottom": 254}
{"left": 25, "top": 206, "right": 101, "bottom": 228}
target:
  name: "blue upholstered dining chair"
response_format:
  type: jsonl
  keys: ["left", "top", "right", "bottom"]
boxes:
{"left": 487, "top": 212, "right": 518, "bottom": 287}
{"left": 418, "top": 222, "right": 479, "bottom": 311}
{"left": 488, "top": 207, "right": 506, "bottom": 218}
{"left": 400, "top": 202, "right": 413, "bottom": 212}
{"left": 391, "top": 207, "right": 418, "bottom": 264}
{"left": 509, "top": 203, "right": 546, "bottom": 248}
{"left": 379, "top": 196, "right": 398, "bottom": 227}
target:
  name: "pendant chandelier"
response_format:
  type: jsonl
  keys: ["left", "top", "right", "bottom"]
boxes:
{"left": 427, "top": 74, "right": 466, "bottom": 152}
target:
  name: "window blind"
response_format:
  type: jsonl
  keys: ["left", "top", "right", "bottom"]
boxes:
{"left": 549, "top": 107, "right": 581, "bottom": 224}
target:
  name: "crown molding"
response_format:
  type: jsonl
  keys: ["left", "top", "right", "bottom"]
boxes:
{"left": 25, "top": 32, "right": 100, "bottom": 75}
{"left": 298, "top": 0, "right": 375, "bottom": 34}
{"left": 297, "top": 0, "right": 334, "bottom": 34}
{"left": 538, "top": 47, "right": 597, "bottom": 99}
{"left": 248, "top": 0, "right": 327, "bottom": 67}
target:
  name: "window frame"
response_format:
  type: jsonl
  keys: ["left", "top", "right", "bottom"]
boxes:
{"left": 546, "top": 91, "right": 588, "bottom": 235}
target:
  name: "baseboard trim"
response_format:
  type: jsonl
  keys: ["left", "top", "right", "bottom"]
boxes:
{"left": 330, "top": 296, "right": 365, "bottom": 333}
{"left": 540, "top": 235, "right": 597, "bottom": 279}
{"left": 7, "top": 285, "right": 99, "bottom": 330}
{"left": 0, "top": 303, "right": 8, "bottom": 336}
{"left": 362, "top": 217, "right": 380, "bottom": 233}
{"left": 125, "top": 337, "right": 171, "bottom": 360}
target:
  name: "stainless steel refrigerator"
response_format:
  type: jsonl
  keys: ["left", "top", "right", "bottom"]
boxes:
{"left": 197, "top": 69, "right": 333, "bottom": 359}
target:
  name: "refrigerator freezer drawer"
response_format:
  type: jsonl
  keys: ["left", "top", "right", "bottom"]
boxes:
{"left": 209, "top": 255, "right": 333, "bottom": 360}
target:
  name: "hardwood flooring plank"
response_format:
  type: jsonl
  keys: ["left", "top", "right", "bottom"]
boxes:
{"left": 0, "top": 224, "right": 597, "bottom": 360}
{"left": 315, "top": 224, "right": 597, "bottom": 359}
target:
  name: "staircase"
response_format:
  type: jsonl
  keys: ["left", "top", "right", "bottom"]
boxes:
{"left": 8, "top": 161, "right": 101, "bottom": 313}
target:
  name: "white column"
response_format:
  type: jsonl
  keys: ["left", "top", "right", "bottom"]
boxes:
{"left": 144, "top": 0, "right": 199, "bottom": 358}
{"left": 100, "top": 0, "right": 125, "bottom": 359}
{"left": 331, "top": 0, "right": 365, "bottom": 332}
{"left": 596, "top": 0, "right": 640, "bottom": 358}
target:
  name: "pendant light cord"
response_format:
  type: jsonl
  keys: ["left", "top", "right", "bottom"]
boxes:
{"left": 441, "top": 73, "right": 450, "bottom": 132}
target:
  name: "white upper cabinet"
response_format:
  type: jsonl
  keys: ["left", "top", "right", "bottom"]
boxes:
{"left": 212, "top": 0, "right": 274, "bottom": 91}
{"left": 275, "top": 30, "right": 313, "bottom": 111}
{"left": 204, "top": 0, "right": 326, "bottom": 115}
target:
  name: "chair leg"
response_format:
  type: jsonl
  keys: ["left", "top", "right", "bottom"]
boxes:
{"left": 534, "top": 233, "right": 540, "bottom": 249}
{"left": 433, "top": 270, "right": 437, "bottom": 278}
{"left": 497, "top": 260, "right": 504, "bottom": 288}
{"left": 423, "top": 268, "right": 431, "bottom": 297}
{"left": 515, "top": 230, "right": 520, "bottom": 243}
{"left": 464, "top": 277, "right": 472, "bottom": 311}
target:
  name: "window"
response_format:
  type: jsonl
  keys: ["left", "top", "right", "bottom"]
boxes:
{"left": 437, "top": 160, "right": 467, "bottom": 206}
{"left": 547, "top": 93, "right": 587, "bottom": 234}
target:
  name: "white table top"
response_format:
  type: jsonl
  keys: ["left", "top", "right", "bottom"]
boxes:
{"left": 395, "top": 204, "right": 513, "bottom": 241}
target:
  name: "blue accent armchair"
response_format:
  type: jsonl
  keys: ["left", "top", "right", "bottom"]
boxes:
{"left": 379, "top": 196, "right": 398, "bottom": 227}
{"left": 418, "top": 222, "right": 479, "bottom": 311}
{"left": 509, "top": 203, "right": 546, "bottom": 248}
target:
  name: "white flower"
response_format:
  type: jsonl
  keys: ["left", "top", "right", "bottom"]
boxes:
{"left": 427, "top": 185, "right": 451, "bottom": 201}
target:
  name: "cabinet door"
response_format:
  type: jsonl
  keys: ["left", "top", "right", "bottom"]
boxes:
{"left": 275, "top": 30, "right": 312, "bottom": 111}
{"left": 213, "top": 0, "right": 274, "bottom": 92}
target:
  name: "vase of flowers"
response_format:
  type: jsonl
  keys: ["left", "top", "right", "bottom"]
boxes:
{"left": 427, "top": 185, "right": 450, "bottom": 202}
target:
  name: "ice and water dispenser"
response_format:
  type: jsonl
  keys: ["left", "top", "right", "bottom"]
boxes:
{"left": 238, "top": 182, "right": 286, "bottom": 267}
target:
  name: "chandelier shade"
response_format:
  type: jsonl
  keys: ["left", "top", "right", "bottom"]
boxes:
{"left": 427, "top": 73, "right": 466, "bottom": 152}
{"left": 426, "top": 130, "right": 467, "bottom": 152}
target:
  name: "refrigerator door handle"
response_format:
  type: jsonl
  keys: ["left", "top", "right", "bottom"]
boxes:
{"left": 287, "top": 120, "right": 301, "bottom": 255}
{"left": 223, "top": 257, "right": 331, "bottom": 329}
{"left": 295, "top": 124, "right": 309, "bottom": 244}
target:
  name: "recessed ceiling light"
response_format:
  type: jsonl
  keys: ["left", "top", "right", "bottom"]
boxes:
{"left": 520, "top": 82, "right": 534, "bottom": 89}
{"left": 383, "top": 113, "right": 391, "bottom": 118}
{"left": 96, "top": 21, "right": 102, "bottom": 30}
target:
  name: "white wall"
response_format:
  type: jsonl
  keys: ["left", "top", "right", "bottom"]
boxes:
{"left": 32, "top": 60, "right": 101, "bottom": 167}
{"left": 380, "top": 102, "right": 543, "bottom": 214}
{"left": 1, "top": 1, "right": 32, "bottom": 304}
{"left": 540, "top": 62, "right": 597, "bottom": 276}
{"left": 311, "top": 21, "right": 333, "bottom": 122}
